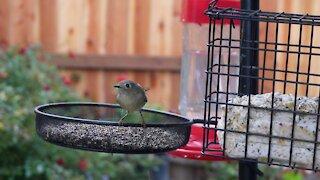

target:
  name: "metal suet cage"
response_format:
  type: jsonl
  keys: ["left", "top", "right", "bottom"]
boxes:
{"left": 203, "top": 0, "right": 320, "bottom": 172}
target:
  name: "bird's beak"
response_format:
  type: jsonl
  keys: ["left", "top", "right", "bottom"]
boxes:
{"left": 114, "top": 85, "right": 120, "bottom": 88}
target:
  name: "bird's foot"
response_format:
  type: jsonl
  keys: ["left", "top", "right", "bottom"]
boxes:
{"left": 118, "top": 112, "right": 128, "bottom": 126}
{"left": 139, "top": 111, "right": 146, "bottom": 128}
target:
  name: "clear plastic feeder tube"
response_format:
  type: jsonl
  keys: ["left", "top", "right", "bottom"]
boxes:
{"left": 180, "top": 0, "right": 240, "bottom": 119}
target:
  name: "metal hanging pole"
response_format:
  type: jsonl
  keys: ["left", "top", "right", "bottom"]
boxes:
{"left": 239, "top": 0, "right": 260, "bottom": 179}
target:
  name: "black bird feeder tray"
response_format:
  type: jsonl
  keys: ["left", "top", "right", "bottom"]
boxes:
{"left": 35, "top": 102, "right": 194, "bottom": 154}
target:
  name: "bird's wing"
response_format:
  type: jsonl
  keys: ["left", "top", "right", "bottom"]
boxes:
{"left": 144, "top": 94, "right": 148, "bottom": 103}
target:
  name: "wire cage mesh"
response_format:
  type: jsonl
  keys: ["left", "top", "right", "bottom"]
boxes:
{"left": 203, "top": 3, "right": 320, "bottom": 171}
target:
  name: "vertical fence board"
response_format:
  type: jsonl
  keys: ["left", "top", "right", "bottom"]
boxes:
{"left": 9, "top": 0, "right": 39, "bottom": 46}
{"left": 0, "top": 0, "right": 10, "bottom": 48}
{"left": 105, "top": 0, "right": 129, "bottom": 54}
{"left": 134, "top": 0, "right": 150, "bottom": 55}
{"left": 39, "top": 0, "right": 58, "bottom": 51}
{"left": 86, "top": 0, "right": 106, "bottom": 54}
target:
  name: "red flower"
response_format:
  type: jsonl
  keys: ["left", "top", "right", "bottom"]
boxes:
{"left": 117, "top": 74, "right": 127, "bottom": 82}
{"left": 68, "top": 51, "right": 76, "bottom": 59}
{"left": 62, "top": 76, "right": 72, "bottom": 86}
{"left": 84, "top": 90, "right": 90, "bottom": 97}
{"left": 19, "top": 47, "right": 26, "bottom": 55}
{"left": 79, "top": 159, "right": 88, "bottom": 170}
{"left": 0, "top": 72, "right": 8, "bottom": 79}
{"left": 56, "top": 158, "right": 64, "bottom": 166}
{"left": 43, "top": 84, "right": 51, "bottom": 91}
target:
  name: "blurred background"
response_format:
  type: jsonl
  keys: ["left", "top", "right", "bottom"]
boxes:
{"left": 1, "top": 0, "right": 320, "bottom": 179}
{"left": 2, "top": 0, "right": 320, "bottom": 110}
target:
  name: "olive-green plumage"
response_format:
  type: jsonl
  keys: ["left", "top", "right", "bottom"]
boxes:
{"left": 114, "top": 80, "right": 148, "bottom": 127}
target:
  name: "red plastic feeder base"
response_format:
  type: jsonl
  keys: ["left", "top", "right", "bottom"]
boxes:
{"left": 167, "top": 125, "right": 226, "bottom": 161}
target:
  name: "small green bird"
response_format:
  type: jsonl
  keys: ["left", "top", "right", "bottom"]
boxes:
{"left": 114, "top": 80, "right": 148, "bottom": 127}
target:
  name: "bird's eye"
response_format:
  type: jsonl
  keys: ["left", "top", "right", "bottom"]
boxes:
{"left": 125, "top": 84, "right": 130, "bottom": 88}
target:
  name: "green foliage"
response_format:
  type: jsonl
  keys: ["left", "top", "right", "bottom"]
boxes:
{"left": 282, "top": 171, "right": 303, "bottom": 180}
{"left": 208, "top": 161, "right": 238, "bottom": 180}
{"left": 208, "top": 161, "right": 308, "bottom": 180}
{"left": 0, "top": 46, "right": 160, "bottom": 179}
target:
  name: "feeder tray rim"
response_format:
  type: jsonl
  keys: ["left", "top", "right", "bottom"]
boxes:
{"left": 34, "top": 102, "right": 193, "bottom": 127}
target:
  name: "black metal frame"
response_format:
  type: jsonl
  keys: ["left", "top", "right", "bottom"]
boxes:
{"left": 35, "top": 102, "right": 193, "bottom": 154}
{"left": 35, "top": 102, "right": 193, "bottom": 127}
{"left": 203, "top": 2, "right": 320, "bottom": 173}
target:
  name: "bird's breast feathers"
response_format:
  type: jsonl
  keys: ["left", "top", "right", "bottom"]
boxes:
{"left": 117, "top": 93, "right": 147, "bottom": 112}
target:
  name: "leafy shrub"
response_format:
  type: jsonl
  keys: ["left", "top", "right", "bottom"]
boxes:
{"left": 0, "top": 46, "right": 160, "bottom": 180}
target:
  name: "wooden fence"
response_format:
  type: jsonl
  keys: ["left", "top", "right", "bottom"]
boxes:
{"left": 48, "top": 54, "right": 181, "bottom": 111}
{"left": 260, "top": 0, "right": 320, "bottom": 97}
{"left": 0, "top": 0, "right": 183, "bottom": 110}
{"left": 2, "top": 0, "right": 320, "bottom": 110}
{"left": 0, "top": 0, "right": 182, "bottom": 55}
